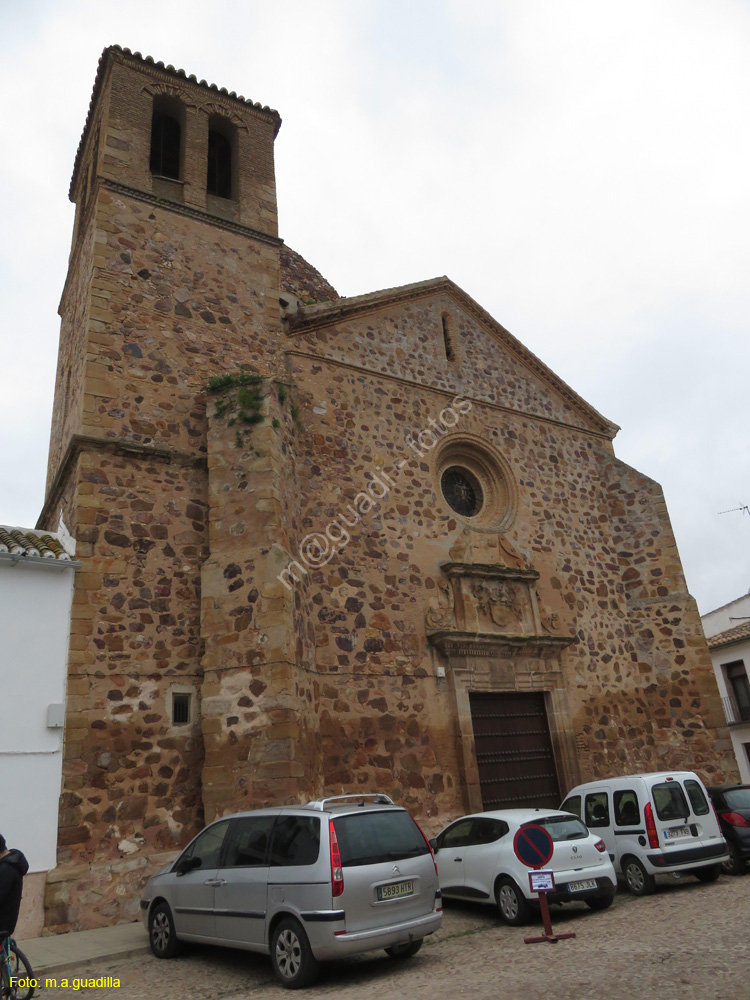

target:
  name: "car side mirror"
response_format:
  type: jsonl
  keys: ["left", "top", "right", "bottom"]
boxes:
{"left": 174, "top": 855, "right": 201, "bottom": 876}
{"left": 429, "top": 838, "right": 438, "bottom": 853}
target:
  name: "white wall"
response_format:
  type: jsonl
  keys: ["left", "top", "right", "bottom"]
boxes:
{"left": 707, "top": 633, "right": 750, "bottom": 784}
{"left": 702, "top": 593, "right": 750, "bottom": 638}
{"left": 0, "top": 557, "right": 75, "bottom": 872}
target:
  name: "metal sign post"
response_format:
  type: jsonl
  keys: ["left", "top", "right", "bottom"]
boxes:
{"left": 512, "top": 824, "right": 576, "bottom": 945}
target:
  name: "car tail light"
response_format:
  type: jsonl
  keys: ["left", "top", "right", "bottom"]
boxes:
{"left": 329, "top": 820, "right": 344, "bottom": 897}
{"left": 721, "top": 811, "right": 750, "bottom": 828}
{"left": 414, "top": 820, "right": 439, "bottom": 879}
{"left": 594, "top": 839, "right": 607, "bottom": 853}
{"left": 644, "top": 802, "right": 659, "bottom": 849}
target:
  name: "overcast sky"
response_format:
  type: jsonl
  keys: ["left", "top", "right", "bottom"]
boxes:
{"left": 1, "top": 0, "right": 748, "bottom": 615}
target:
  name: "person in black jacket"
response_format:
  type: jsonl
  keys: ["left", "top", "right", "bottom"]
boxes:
{"left": 0, "top": 834, "right": 29, "bottom": 936}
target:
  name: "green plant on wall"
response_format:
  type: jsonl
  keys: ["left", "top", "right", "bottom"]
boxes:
{"left": 206, "top": 369, "right": 298, "bottom": 446}
{"left": 206, "top": 369, "right": 265, "bottom": 447}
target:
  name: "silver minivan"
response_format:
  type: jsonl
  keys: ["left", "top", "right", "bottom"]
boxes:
{"left": 561, "top": 771, "right": 728, "bottom": 895}
{"left": 140, "top": 794, "right": 442, "bottom": 988}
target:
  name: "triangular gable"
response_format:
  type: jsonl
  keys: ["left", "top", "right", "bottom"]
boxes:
{"left": 284, "top": 277, "right": 619, "bottom": 438}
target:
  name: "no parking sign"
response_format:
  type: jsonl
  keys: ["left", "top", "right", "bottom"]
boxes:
{"left": 512, "top": 824, "right": 553, "bottom": 868}
{"left": 513, "top": 822, "right": 576, "bottom": 946}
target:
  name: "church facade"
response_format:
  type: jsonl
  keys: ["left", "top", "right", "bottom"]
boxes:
{"left": 38, "top": 46, "right": 737, "bottom": 932}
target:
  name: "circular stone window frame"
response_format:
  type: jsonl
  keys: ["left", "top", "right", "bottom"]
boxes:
{"left": 435, "top": 432, "right": 518, "bottom": 533}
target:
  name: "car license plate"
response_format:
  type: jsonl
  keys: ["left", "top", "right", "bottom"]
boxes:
{"left": 567, "top": 879, "right": 598, "bottom": 892}
{"left": 664, "top": 826, "right": 691, "bottom": 840}
{"left": 377, "top": 879, "right": 414, "bottom": 901}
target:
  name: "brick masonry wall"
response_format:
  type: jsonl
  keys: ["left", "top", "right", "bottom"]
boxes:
{"left": 97, "top": 54, "right": 279, "bottom": 234}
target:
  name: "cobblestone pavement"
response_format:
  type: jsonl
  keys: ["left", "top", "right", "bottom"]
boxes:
{"left": 34, "top": 875, "right": 750, "bottom": 1000}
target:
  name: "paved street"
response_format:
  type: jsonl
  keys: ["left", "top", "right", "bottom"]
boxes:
{"left": 33, "top": 875, "right": 750, "bottom": 1000}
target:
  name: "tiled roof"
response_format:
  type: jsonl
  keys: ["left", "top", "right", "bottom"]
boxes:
{"left": 286, "top": 276, "right": 444, "bottom": 329}
{"left": 0, "top": 527, "right": 75, "bottom": 563}
{"left": 70, "top": 45, "right": 282, "bottom": 199}
{"left": 280, "top": 246, "right": 339, "bottom": 304}
{"left": 707, "top": 621, "right": 750, "bottom": 649}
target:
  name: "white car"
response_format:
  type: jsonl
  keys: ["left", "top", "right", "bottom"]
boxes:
{"left": 430, "top": 808, "right": 617, "bottom": 925}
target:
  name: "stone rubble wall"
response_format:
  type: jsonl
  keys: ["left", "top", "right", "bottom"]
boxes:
{"left": 42, "top": 170, "right": 285, "bottom": 928}
{"left": 569, "top": 455, "right": 734, "bottom": 783}
{"left": 282, "top": 301, "right": 737, "bottom": 831}
{"left": 40, "top": 48, "right": 736, "bottom": 934}
{"left": 43, "top": 449, "right": 207, "bottom": 932}
{"left": 200, "top": 379, "right": 322, "bottom": 820}
{"left": 46, "top": 207, "right": 97, "bottom": 490}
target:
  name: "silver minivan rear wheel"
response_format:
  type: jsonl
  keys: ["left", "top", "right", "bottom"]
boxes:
{"left": 271, "top": 917, "right": 319, "bottom": 989}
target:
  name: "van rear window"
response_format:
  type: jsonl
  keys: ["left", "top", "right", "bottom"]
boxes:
{"left": 684, "top": 780, "right": 710, "bottom": 816}
{"left": 334, "top": 810, "right": 429, "bottom": 866}
{"left": 652, "top": 783, "right": 690, "bottom": 822}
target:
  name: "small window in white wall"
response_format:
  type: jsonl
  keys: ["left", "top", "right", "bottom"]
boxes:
{"left": 172, "top": 692, "right": 191, "bottom": 725}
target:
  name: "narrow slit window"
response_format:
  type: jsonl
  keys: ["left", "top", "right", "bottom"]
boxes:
{"left": 172, "top": 692, "right": 191, "bottom": 725}
{"left": 150, "top": 111, "right": 181, "bottom": 179}
{"left": 207, "top": 128, "right": 232, "bottom": 198}
{"left": 442, "top": 313, "right": 456, "bottom": 363}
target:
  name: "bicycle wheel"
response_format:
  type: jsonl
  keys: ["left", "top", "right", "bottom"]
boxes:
{"left": 1, "top": 958, "right": 11, "bottom": 1000}
{"left": 9, "top": 945, "right": 35, "bottom": 1000}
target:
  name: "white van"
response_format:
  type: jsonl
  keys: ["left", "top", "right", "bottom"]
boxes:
{"left": 561, "top": 772, "right": 728, "bottom": 895}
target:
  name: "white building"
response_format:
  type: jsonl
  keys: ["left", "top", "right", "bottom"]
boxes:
{"left": 702, "top": 594, "right": 750, "bottom": 784}
{"left": 0, "top": 525, "right": 78, "bottom": 936}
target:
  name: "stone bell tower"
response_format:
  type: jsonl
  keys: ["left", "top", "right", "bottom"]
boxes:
{"left": 45, "top": 45, "right": 283, "bottom": 487}
{"left": 39, "top": 46, "right": 304, "bottom": 931}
